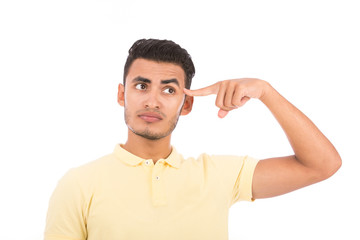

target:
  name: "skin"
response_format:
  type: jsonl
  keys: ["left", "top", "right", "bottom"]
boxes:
{"left": 118, "top": 58, "right": 342, "bottom": 199}
{"left": 118, "top": 58, "right": 193, "bottom": 162}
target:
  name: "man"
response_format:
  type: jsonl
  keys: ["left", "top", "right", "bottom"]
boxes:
{"left": 44, "top": 39, "right": 341, "bottom": 240}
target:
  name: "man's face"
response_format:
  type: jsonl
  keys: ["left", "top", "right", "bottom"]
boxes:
{"left": 118, "top": 58, "right": 193, "bottom": 140}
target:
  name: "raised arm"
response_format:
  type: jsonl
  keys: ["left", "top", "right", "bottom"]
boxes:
{"left": 184, "top": 78, "right": 342, "bottom": 199}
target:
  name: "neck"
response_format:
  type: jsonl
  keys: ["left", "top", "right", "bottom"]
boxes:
{"left": 122, "top": 129, "right": 172, "bottom": 163}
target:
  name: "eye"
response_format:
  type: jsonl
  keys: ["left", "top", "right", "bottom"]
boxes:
{"left": 163, "top": 87, "right": 175, "bottom": 94}
{"left": 135, "top": 83, "right": 147, "bottom": 90}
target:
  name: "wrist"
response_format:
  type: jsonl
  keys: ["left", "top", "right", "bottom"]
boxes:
{"left": 259, "top": 80, "right": 273, "bottom": 102}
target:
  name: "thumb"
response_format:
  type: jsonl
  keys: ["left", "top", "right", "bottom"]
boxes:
{"left": 218, "top": 109, "right": 229, "bottom": 118}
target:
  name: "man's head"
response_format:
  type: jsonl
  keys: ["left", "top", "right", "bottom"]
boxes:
{"left": 118, "top": 39, "right": 195, "bottom": 141}
{"left": 123, "top": 39, "right": 195, "bottom": 89}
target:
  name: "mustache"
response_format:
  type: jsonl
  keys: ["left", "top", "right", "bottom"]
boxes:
{"left": 135, "top": 109, "right": 167, "bottom": 118}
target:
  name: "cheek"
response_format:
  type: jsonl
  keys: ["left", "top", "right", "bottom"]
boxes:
{"left": 124, "top": 92, "right": 138, "bottom": 107}
{"left": 169, "top": 96, "right": 186, "bottom": 113}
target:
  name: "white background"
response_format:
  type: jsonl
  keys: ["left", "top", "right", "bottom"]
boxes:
{"left": 1, "top": 0, "right": 359, "bottom": 239}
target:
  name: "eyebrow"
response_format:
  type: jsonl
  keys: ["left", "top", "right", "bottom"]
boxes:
{"left": 132, "top": 76, "right": 151, "bottom": 84}
{"left": 161, "top": 78, "right": 179, "bottom": 87}
{"left": 132, "top": 76, "right": 180, "bottom": 87}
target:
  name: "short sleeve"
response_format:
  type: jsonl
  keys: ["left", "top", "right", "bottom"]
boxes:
{"left": 210, "top": 155, "right": 259, "bottom": 206}
{"left": 44, "top": 169, "right": 87, "bottom": 240}
{"left": 231, "top": 156, "right": 259, "bottom": 204}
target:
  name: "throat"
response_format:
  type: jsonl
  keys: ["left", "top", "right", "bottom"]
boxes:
{"left": 123, "top": 130, "right": 172, "bottom": 161}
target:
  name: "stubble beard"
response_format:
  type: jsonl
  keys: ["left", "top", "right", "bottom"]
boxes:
{"left": 124, "top": 108, "right": 181, "bottom": 141}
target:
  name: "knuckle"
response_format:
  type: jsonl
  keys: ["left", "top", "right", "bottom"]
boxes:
{"left": 220, "top": 80, "right": 228, "bottom": 87}
{"left": 225, "top": 99, "right": 232, "bottom": 107}
{"left": 229, "top": 80, "right": 237, "bottom": 87}
{"left": 215, "top": 98, "right": 223, "bottom": 108}
{"left": 235, "top": 84, "right": 243, "bottom": 92}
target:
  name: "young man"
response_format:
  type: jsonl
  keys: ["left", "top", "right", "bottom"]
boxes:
{"left": 44, "top": 39, "right": 341, "bottom": 240}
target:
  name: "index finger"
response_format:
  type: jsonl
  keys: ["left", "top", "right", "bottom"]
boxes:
{"left": 183, "top": 82, "right": 219, "bottom": 96}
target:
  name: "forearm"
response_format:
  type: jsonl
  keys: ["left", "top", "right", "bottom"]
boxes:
{"left": 259, "top": 81, "right": 341, "bottom": 176}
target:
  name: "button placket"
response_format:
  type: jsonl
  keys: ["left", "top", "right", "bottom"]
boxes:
{"left": 142, "top": 160, "right": 153, "bottom": 176}
{"left": 152, "top": 161, "right": 167, "bottom": 206}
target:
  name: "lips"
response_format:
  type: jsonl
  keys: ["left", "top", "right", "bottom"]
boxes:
{"left": 138, "top": 112, "right": 163, "bottom": 123}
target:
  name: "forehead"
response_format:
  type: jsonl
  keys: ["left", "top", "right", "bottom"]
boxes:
{"left": 126, "top": 58, "right": 186, "bottom": 86}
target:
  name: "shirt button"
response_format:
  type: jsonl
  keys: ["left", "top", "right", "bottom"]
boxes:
{"left": 145, "top": 160, "right": 150, "bottom": 165}
{"left": 156, "top": 176, "right": 160, "bottom": 180}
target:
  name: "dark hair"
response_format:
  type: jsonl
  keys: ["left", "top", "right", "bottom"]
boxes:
{"left": 123, "top": 39, "right": 195, "bottom": 89}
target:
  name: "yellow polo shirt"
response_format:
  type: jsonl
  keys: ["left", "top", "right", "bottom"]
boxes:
{"left": 44, "top": 144, "right": 259, "bottom": 240}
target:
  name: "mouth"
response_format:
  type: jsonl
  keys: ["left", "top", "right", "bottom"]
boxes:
{"left": 138, "top": 112, "right": 163, "bottom": 123}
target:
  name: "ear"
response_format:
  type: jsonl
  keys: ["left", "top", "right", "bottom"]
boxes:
{"left": 180, "top": 95, "right": 194, "bottom": 116}
{"left": 117, "top": 83, "right": 125, "bottom": 106}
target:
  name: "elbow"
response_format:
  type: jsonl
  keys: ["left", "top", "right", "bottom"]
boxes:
{"left": 320, "top": 153, "right": 342, "bottom": 180}
{"left": 331, "top": 153, "right": 342, "bottom": 175}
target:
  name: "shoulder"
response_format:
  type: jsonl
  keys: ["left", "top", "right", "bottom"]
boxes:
{"left": 194, "top": 153, "right": 258, "bottom": 167}
{"left": 183, "top": 152, "right": 259, "bottom": 175}
{"left": 58, "top": 153, "right": 116, "bottom": 189}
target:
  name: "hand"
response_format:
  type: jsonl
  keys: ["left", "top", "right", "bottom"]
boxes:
{"left": 183, "top": 78, "right": 268, "bottom": 118}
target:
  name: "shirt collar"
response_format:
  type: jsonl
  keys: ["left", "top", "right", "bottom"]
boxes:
{"left": 112, "top": 144, "right": 182, "bottom": 169}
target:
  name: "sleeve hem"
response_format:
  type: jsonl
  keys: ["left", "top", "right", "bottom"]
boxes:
{"left": 245, "top": 156, "right": 260, "bottom": 202}
{"left": 44, "top": 233, "right": 83, "bottom": 240}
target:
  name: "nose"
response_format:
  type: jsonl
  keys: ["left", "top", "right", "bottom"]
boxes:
{"left": 144, "top": 90, "right": 160, "bottom": 109}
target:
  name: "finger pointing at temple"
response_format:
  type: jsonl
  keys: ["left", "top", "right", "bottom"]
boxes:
{"left": 183, "top": 82, "right": 220, "bottom": 96}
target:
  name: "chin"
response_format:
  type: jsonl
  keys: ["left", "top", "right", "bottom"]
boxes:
{"left": 133, "top": 129, "right": 170, "bottom": 140}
